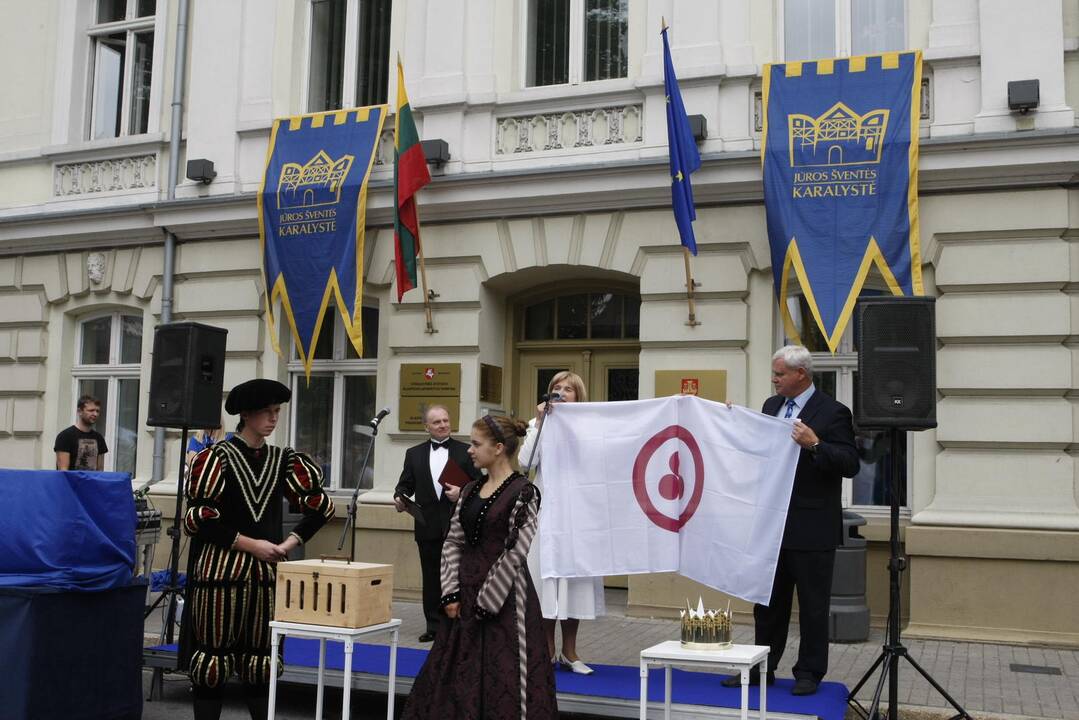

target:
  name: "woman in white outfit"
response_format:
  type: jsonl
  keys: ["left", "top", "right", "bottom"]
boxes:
{"left": 519, "top": 370, "right": 605, "bottom": 675}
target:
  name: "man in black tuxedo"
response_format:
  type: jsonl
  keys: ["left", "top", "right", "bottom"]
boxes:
{"left": 724, "top": 345, "right": 859, "bottom": 695}
{"left": 394, "top": 405, "right": 480, "bottom": 641}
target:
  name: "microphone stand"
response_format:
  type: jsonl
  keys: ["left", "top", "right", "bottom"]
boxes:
{"left": 523, "top": 393, "right": 557, "bottom": 477}
{"left": 337, "top": 414, "right": 385, "bottom": 562}
{"left": 143, "top": 424, "right": 189, "bottom": 701}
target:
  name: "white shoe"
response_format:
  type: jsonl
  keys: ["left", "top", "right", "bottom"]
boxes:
{"left": 558, "top": 653, "right": 594, "bottom": 675}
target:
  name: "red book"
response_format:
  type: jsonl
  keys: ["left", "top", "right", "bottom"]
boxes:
{"left": 438, "top": 458, "right": 472, "bottom": 489}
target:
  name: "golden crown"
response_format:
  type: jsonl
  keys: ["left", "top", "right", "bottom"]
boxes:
{"left": 680, "top": 597, "right": 733, "bottom": 650}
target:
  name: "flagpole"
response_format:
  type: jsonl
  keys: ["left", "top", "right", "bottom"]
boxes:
{"left": 683, "top": 246, "right": 700, "bottom": 327}
{"left": 414, "top": 202, "right": 437, "bottom": 334}
{"left": 397, "top": 51, "right": 436, "bottom": 333}
{"left": 662, "top": 17, "right": 700, "bottom": 327}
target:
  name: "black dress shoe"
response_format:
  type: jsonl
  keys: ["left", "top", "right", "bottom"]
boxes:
{"left": 418, "top": 631, "right": 437, "bottom": 642}
{"left": 791, "top": 677, "right": 819, "bottom": 695}
{"left": 721, "top": 669, "right": 775, "bottom": 687}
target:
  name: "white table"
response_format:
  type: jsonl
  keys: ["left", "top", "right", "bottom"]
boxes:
{"left": 267, "top": 618, "right": 402, "bottom": 720}
{"left": 639, "top": 641, "right": 769, "bottom": 720}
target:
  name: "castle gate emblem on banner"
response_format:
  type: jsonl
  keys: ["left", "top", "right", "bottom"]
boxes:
{"left": 278, "top": 150, "right": 355, "bottom": 209}
{"left": 787, "top": 102, "right": 889, "bottom": 200}
{"left": 788, "top": 102, "right": 889, "bottom": 168}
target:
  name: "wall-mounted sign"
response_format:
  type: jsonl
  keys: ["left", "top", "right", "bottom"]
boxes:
{"left": 654, "top": 370, "right": 727, "bottom": 403}
{"left": 399, "top": 363, "right": 462, "bottom": 431}
{"left": 480, "top": 363, "right": 503, "bottom": 404}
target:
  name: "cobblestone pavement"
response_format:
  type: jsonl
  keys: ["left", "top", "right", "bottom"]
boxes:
{"left": 144, "top": 591, "right": 1079, "bottom": 719}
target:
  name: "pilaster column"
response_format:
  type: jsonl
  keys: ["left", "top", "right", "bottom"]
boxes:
{"left": 924, "top": 0, "right": 980, "bottom": 137}
{"left": 974, "top": 0, "right": 1073, "bottom": 133}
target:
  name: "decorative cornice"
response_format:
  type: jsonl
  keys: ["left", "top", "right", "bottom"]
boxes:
{"left": 495, "top": 104, "right": 643, "bottom": 155}
{"left": 53, "top": 154, "right": 157, "bottom": 197}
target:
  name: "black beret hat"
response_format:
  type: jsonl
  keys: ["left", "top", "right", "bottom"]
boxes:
{"left": 225, "top": 379, "right": 292, "bottom": 415}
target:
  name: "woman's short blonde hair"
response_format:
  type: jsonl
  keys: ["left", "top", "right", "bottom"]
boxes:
{"left": 548, "top": 370, "right": 588, "bottom": 402}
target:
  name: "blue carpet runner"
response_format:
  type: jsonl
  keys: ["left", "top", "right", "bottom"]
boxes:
{"left": 150, "top": 641, "right": 847, "bottom": 720}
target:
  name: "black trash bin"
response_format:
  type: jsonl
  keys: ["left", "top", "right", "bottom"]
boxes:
{"left": 829, "top": 510, "right": 869, "bottom": 642}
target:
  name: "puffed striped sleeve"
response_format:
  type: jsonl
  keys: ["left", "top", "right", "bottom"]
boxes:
{"left": 283, "top": 449, "right": 335, "bottom": 544}
{"left": 475, "top": 482, "right": 540, "bottom": 616}
{"left": 439, "top": 489, "right": 468, "bottom": 607}
{"left": 183, "top": 446, "right": 239, "bottom": 548}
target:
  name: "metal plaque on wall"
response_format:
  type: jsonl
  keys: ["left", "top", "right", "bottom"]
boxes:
{"left": 654, "top": 370, "right": 727, "bottom": 403}
{"left": 399, "top": 363, "right": 462, "bottom": 431}
{"left": 480, "top": 363, "right": 503, "bottom": 404}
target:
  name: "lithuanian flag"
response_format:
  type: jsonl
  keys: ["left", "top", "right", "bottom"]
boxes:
{"left": 393, "top": 59, "right": 431, "bottom": 301}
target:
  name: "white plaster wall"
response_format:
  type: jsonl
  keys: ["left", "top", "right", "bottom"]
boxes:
{"left": 975, "top": 0, "right": 1073, "bottom": 132}
{"left": 0, "top": 2, "right": 58, "bottom": 154}
{"left": 915, "top": 189, "right": 1079, "bottom": 529}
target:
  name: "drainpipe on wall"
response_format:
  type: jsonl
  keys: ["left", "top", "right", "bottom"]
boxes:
{"left": 150, "top": 0, "right": 191, "bottom": 485}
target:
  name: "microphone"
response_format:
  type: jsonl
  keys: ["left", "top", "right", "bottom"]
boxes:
{"left": 540, "top": 391, "right": 561, "bottom": 415}
{"left": 369, "top": 407, "right": 391, "bottom": 428}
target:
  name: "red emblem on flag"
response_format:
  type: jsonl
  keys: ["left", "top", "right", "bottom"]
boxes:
{"left": 631, "top": 425, "right": 704, "bottom": 532}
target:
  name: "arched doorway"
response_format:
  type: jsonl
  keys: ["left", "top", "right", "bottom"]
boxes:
{"left": 512, "top": 285, "right": 641, "bottom": 418}
{"left": 512, "top": 284, "right": 640, "bottom": 591}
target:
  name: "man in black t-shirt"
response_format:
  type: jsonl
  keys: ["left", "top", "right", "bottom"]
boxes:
{"left": 54, "top": 395, "right": 108, "bottom": 471}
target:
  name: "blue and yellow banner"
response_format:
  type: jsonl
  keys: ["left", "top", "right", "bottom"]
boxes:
{"left": 259, "top": 106, "right": 387, "bottom": 375}
{"left": 762, "top": 51, "right": 923, "bottom": 351}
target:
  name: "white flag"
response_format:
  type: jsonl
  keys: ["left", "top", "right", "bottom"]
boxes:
{"left": 537, "top": 395, "right": 800, "bottom": 605}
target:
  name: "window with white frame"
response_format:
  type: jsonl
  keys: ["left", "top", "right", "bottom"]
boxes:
{"left": 87, "top": 0, "right": 156, "bottom": 139}
{"left": 779, "top": 287, "right": 908, "bottom": 514}
{"left": 307, "top": 0, "right": 392, "bottom": 112}
{"left": 289, "top": 307, "right": 379, "bottom": 491}
{"left": 73, "top": 311, "right": 143, "bottom": 475}
{"left": 526, "top": 0, "right": 628, "bottom": 87}
{"left": 781, "top": 0, "right": 905, "bottom": 61}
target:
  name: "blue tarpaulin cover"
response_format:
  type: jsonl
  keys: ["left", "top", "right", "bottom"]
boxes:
{"left": 0, "top": 469, "right": 136, "bottom": 590}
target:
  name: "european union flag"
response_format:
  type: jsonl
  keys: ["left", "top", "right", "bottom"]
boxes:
{"left": 259, "top": 107, "right": 387, "bottom": 376}
{"left": 762, "top": 52, "right": 924, "bottom": 351}
{"left": 663, "top": 27, "right": 701, "bottom": 255}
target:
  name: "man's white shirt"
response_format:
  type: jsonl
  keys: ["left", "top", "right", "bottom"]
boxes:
{"left": 776, "top": 384, "right": 816, "bottom": 419}
{"left": 428, "top": 441, "right": 448, "bottom": 499}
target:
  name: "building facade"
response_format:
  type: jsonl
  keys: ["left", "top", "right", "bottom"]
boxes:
{"left": 1, "top": 0, "right": 1078, "bottom": 644}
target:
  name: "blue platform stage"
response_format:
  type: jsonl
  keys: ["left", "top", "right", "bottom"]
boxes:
{"left": 147, "top": 639, "right": 847, "bottom": 719}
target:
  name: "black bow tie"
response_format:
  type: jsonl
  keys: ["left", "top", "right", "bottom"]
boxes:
{"left": 430, "top": 440, "right": 448, "bottom": 450}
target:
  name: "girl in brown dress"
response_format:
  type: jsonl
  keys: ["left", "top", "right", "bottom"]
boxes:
{"left": 401, "top": 415, "right": 557, "bottom": 720}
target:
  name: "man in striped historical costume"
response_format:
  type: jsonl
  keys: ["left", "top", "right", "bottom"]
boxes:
{"left": 179, "top": 378, "right": 335, "bottom": 720}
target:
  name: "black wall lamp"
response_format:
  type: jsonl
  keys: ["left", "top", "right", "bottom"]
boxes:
{"left": 1008, "top": 79, "right": 1039, "bottom": 114}
{"left": 185, "top": 158, "right": 217, "bottom": 184}
{"left": 688, "top": 114, "right": 707, "bottom": 143}
{"left": 421, "top": 139, "right": 450, "bottom": 168}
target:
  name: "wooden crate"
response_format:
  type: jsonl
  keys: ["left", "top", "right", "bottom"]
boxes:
{"left": 274, "top": 558, "right": 393, "bottom": 628}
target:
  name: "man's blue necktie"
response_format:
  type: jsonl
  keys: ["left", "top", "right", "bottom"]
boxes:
{"left": 784, "top": 398, "right": 796, "bottom": 418}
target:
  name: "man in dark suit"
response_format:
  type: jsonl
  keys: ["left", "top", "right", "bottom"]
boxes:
{"left": 394, "top": 405, "right": 481, "bottom": 642}
{"left": 723, "top": 345, "right": 859, "bottom": 695}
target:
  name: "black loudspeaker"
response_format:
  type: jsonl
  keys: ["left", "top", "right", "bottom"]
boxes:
{"left": 854, "top": 296, "right": 937, "bottom": 430}
{"left": 147, "top": 322, "right": 228, "bottom": 429}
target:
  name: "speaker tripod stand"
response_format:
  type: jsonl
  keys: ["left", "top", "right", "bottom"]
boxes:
{"left": 847, "top": 428, "right": 971, "bottom": 720}
{"left": 144, "top": 426, "right": 190, "bottom": 701}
